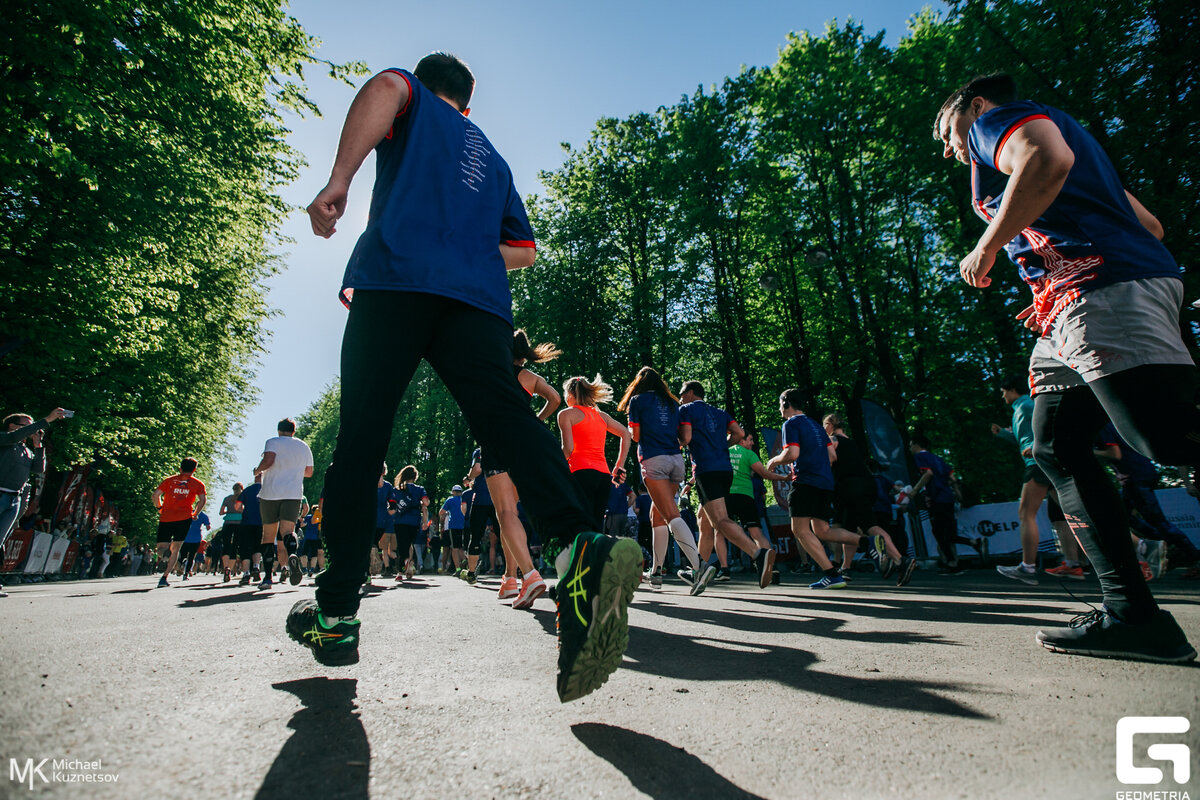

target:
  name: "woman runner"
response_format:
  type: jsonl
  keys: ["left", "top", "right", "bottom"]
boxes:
{"left": 617, "top": 367, "right": 702, "bottom": 589}
{"left": 392, "top": 465, "right": 429, "bottom": 581}
{"left": 558, "top": 375, "right": 631, "bottom": 531}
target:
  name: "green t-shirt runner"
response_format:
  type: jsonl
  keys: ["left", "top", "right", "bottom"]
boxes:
{"left": 728, "top": 444, "right": 760, "bottom": 497}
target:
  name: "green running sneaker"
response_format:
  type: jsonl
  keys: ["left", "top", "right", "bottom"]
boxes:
{"left": 286, "top": 599, "right": 360, "bottom": 666}
{"left": 556, "top": 533, "right": 643, "bottom": 703}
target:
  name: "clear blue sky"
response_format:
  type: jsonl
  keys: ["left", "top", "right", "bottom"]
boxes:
{"left": 214, "top": 0, "right": 943, "bottom": 489}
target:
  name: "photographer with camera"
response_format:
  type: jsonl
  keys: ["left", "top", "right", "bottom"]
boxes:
{"left": 0, "top": 407, "right": 69, "bottom": 596}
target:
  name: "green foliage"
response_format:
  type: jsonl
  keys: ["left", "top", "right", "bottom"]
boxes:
{"left": 0, "top": 0, "right": 363, "bottom": 541}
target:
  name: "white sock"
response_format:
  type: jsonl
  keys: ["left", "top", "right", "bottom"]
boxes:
{"left": 524, "top": 568, "right": 540, "bottom": 581}
{"left": 668, "top": 517, "right": 701, "bottom": 571}
{"left": 1020, "top": 562, "right": 1036, "bottom": 571}
{"left": 652, "top": 525, "right": 669, "bottom": 569}
{"left": 555, "top": 546, "right": 571, "bottom": 576}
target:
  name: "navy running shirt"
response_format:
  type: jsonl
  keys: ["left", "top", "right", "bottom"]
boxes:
{"left": 914, "top": 450, "right": 956, "bottom": 505}
{"left": 376, "top": 481, "right": 397, "bottom": 531}
{"left": 607, "top": 482, "right": 632, "bottom": 515}
{"left": 627, "top": 393, "right": 681, "bottom": 460}
{"left": 395, "top": 482, "right": 427, "bottom": 525}
{"left": 968, "top": 101, "right": 1179, "bottom": 333}
{"left": 238, "top": 483, "right": 263, "bottom": 526}
{"left": 782, "top": 414, "right": 835, "bottom": 491}
{"left": 341, "top": 69, "right": 535, "bottom": 323}
{"left": 302, "top": 513, "right": 320, "bottom": 540}
{"left": 679, "top": 400, "right": 734, "bottom": 474}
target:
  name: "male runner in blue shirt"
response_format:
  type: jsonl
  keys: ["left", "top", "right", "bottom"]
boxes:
{"left": 935, "top": 73, "right": 1197, "bottom": 662}
{"left": 292, "top": 53, "right": 642, "bottom": 701}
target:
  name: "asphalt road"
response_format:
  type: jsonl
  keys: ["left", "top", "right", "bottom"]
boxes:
{"left": 1, "top": 565, "right": 1198, "bottom": 800}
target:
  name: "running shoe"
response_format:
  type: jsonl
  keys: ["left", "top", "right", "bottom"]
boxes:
{"left": 752, "top": 548, "right": 776, "bottom": 589}
{"left": 182, "top": 573, "right": 189, "bottom": 581}
{"left": 223, "top": 568, "right": 231, "bottom": 583}
{"left": 677, "top": 567, "right": 695, "bottom": 586}
{"left": 513, "top": 570, "right": 546, "bottom": 609}
{"left": 650, "top": 568, "right": 663, "bottom": 591}
{"left": 880, "top": 557, "right": 897, "bottom": 580}
{"left": 556, "top": 533, "right": 643, "bottom": 703}
{"left": 690, "top": 564, "right": 718, "bottom": 597}
{"left": 239, "top": 573, "right": 251, "bottom": 586}
{"left": 394, "top": 570, "right": 404, "bottom": 583}
{"left": 938, "top": 565, "right": 966, "bottom": 576}
{"left": 405, "top": 562, "right": 414, "bottom": 580}
{"left": 251, "top": 567, "right": 261, "bottom": 582}
{"left": 498, "top": 576, "right": 519, "bottom": 599}
{"left": 157, "top": 576, "right": 168, "bottom": 588}
{"left": 714, "top": 567, "right": 732, "bottom": 582}
{"left": 836, "top": 568, "right": 854, "bottom": 583}
{"left": 286, "top": 599, "right": 360, "bottom": 666}
{"left": 896, "top": 558, "right": 917, "bottom": 587}
{"left": 288, "top": 555, "right": 303, "bottom": 586}
{"left": 278, "top": 567, "right": 288, "bottom": 583}
{"left": 1044, "top": 563, "right": 1085, "bottom": 581}
{"left": 258, "top": 577, "right": 273, "bottom": 591}
{"left": 466, "top": 571, "right": 478, "bottom": 585}
{"left": 872, "top": 535, "right": 886, "bottom": 570}
{"left": 809, "top": 575, "right": 847, "bottom": 589}
{"left": 1037, "top": 608, "right": 1196, "bottom": 663}
{"left": 996, "top": 564, "right": 1038, "bottom": 585}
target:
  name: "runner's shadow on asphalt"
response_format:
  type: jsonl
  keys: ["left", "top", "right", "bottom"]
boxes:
{"left": 111, "top": 588, "right": 155, "bottom": 594}
{"left": 623, "top": 624, "right": 990, "bottom": 720}
{"left": 178, "top": 592, "right": 274, "bottom": 608}
{"left": 716, "top": 592, "right": 1069, "bottom": 627}
{"left": 572, "top": 723, "right": 765, "bottom": 800}
{"left": 257, "top": 678, "right": 369, "bottom": 800}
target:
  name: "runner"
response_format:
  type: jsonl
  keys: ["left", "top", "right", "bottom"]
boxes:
{"left": 439, "top": 485, "right": 467, "bottom": 576}
{"left": 180, "top": 511, "right": 210, "bottom": 580}
{"left": 617, "top": 367, "right": 702, "bottom": 590}
{"left": 300, "top": 507, "right": 325, "bottom": 577}
{"left": 677, "top": 381, "right": 776, "bottom": 595}
{"left": 991, "top": 377, "right": 1080, "bottom": 584}
{"left": 909, "top": 435, "right": 977, "bottom": 574}
{"left": 604, "top": 480, "right": 635, "bottom": 539}
{"left": 392, "top": 465, "right": 429, "bottom": 581}
{"left": 235, "top": 474, "right": 263, "bottom": 586}
{"left": 0, "top": 408, "right": 66, "bottom": 597}
{"left": 725, "top": 431, "right": 790, "bottom": 583}
{"left": 292, "top": 54, "right": 642, "bottom": 701}
{"left": 822, "top": 414, "right": 912, "bottom": 582}
{"left": 935, "top": 72, "right": 1197, "bottom": 661}
{"left": 217, "top": 482, "right": 243, "bottom": 582}
{"left": 255, "top": 419, "right": 314, "bottom": 590}
{"left": 765, "top": 389, "right": 862, "bottom": 589}
{"left": 376, "top": 466, "right": 398, "bottom": 578}
{"left": 558, "top": 374, "right": 631, "bottom": 531}
{"left": 152, "top": 458, "right": 206, "bottom": 588}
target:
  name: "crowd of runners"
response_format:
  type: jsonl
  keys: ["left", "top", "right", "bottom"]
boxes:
{"left": 5, "top": 57, "right": 1200, "bottom": 699}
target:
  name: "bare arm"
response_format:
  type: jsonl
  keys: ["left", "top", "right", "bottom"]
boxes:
{"left": 151, "top": 489, "right": 164, "bottom": 510}
{"left": 255, "top": 451, "right": 276, "bottom": 474}
{"left": 726, "top": 420, "right": 744, "bottom": 447}
{"left": 1124, "top": 190, "right": 1164, "bottom": 240}
{"left": 193, "top": 493, "right": 206, "bottom": 515}
{"left": 304, "top": 465, "right": 314, "bottom": 478}
{"left": 500, "top": 243, "right": 536, "bottom": 270}
{"left": 307, "top": 71, "right": 411, "bottom": 239}
{"left": 600, "top": 411, "right": 631, "bottom": 476}
{"left": 522, "top": 371, "right": 560, "bottom": 421}
{"left": 766, "top": 445, "right": 799, "bottom": 470}
{"left": 678, "top": 424, "right": 692, "bottom": 447}
{"left": 558, "top": 407, "right": 580, "bottom": 462}
{"left": 751, "top": 460, "right": 791, "bottom": 482}
{"left": 960, "top": 119, "right": 1075, "bottom": 289}
{"left": 912, "top": 471, "right": 932, "bottom": 494}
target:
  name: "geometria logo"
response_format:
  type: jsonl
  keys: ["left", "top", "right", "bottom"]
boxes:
{"left": 8, "top": 758, "right": 120, "bottom": 789}
{"left": 1115, "top": 717, "right": 1192, "bottom": 799}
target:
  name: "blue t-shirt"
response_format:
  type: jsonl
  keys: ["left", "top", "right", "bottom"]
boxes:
{"left": 238, "top": 484, "right": 262, "bottom": 526}
{"left": 185, "top": 512, "right": 210, "bottom": 544}
{"left": 872, "top": 474, "right": 893, "bottom": 514}
{"left": 635, "top": 493, "right": 651, "bottom": 525}
{"left": 782, "top": 414, "right": 834, "bottom": 491}
{"left": 442, "top": 494, "right": 465, "bottom": 529}
{"left": 627, "top": 393, "right": 681, "bottom": 460}
{"left": 679, "top": 400, "right": 733, "bottom": 473}
{"left": 968, "top": 101, "right": 1179, "bottom": 333}
{"left": 376, "top": 481, "right": 396, "bottom": 531}
{"left": 341, "top": 69, "right": 535, "bottom": 323}
{"left": 394, "top": 482, "right": 427, "bottom": 525}
{"left": 1098, "top": 423, "right": 1158, "bottom": 485}
{"left": 914, "top": 450, "right": 955, "bottom": 505}
{"left": 302, "top": 513, "right": 320, "bottom": 540}
{"left": 607, "top": 482, "right": 632, "bottom": 515}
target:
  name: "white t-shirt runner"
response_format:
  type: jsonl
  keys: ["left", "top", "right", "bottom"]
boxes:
{"left": 259, "top": 435, "right": 314, "bottom": 501}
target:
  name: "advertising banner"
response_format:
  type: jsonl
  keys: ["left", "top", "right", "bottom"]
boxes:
{"left": 2, "top": 528, "right": 33, "bottom": 572}
{"left": 44, "top": 535, "right": 70, "bottom": 573}
{"left": 23, "top": 531, "right": 53, "bottom": 573}
{"left": 60, "top": 541, "right": 80, "bottom": 575}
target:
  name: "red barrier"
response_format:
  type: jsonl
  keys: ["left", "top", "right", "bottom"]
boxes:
{"left": 61, "top": 541, "right": 79, "bottom": 575}
{"left": 2, "top": 529, "right": 34, "bottom": 572}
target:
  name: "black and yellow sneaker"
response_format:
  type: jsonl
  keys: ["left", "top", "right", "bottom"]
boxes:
{"left": 286, "top": 599, "right": 360, "bottom": 666}
{"left": 556, "top": 532, "right": 643, "bottom": 703}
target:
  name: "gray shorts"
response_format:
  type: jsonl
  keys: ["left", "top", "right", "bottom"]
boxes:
{"left": 1029, "top": 277, "right": 1192, "bottom": 394}
{"left": 259, "top": 498, "right": 302, "bottom": 525}
{"left": 640, "top": 454, "right": 685, "bottom": 483}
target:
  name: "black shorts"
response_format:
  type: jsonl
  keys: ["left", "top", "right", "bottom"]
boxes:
{"left": 219, "top": 523, "right": 238, "bottom": 550}
{"left": 1023, "top": 462, "right": 1052, "bottom": 486}
{"left": 479, "top": 447, "right": 508, "bottom": 476}
{"left": 695, "top": 470, "right": 733, "bottom": 504}
{"left": 832, "top": 478, "right": 876, "bottom": 533}
{"left": 237, "top": 524, "right": 263, "bottom": 559}
{"left": 303, "top": 538, "right": 321, "bottom": 558}
{"left": 179, "top": 541, "right": 200, "bottom": 562}
{"left": 788, "top": 483, "right": 832, "bottom": 520}
{"left": 447, "top": 528, "right": 465, "bottom": 550}
{"left": 395, "top": 523, "right": 418, "bottom": 556}
{"left": 156, "top": 519, "right": 191, "bottom": 544}
{"left": 725, "top": 493, "right": 761, "bottom": 530}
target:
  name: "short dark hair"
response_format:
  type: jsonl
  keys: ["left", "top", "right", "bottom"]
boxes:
{"left": 910, "top": 433, "right": 932, "bottom": 450}
{"left": 681, "top": 381, "right": 705, "bottom": 399}
{"left": 277, "top": 418, "right": 296, "bottom": 434}
{"left": 934, "top": 73, "right": 1019, "bottom": 135}
{"left": 414, "top": 52, "right": 474, "bottom": 111}
{"left": 999, "top": 374, "right": 1028, "bottom": 393}
{"left": 180, "top": 457, "right": 198, "bottom": 473}
{"left": 779, "top": 388, "right": 806, "bottom": 412}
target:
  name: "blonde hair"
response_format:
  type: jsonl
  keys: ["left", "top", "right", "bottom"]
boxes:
{"left": 564, "top": 374, "right": 614, "bottom": 407}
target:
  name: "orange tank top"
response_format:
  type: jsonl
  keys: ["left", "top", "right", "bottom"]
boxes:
{"left": 567, "top": 405, "right": 609, "bottom": 473}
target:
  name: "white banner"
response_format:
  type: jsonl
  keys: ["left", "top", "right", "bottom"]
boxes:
{"left": 43, "top": 535, "right": 70, "bottom": 574}
{"left": 1154, "top": 488, "right": 1200, "bottom": 548}
{"left": 22, "top": 532, "right": 54, "bottom": 573}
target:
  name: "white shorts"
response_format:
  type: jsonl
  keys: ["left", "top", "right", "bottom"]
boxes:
{"left": 640, "top": 454, "right": 685, "bottom": 483}
{"left": 1029, "top": 277, "right": 1192, "bottom": 394}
